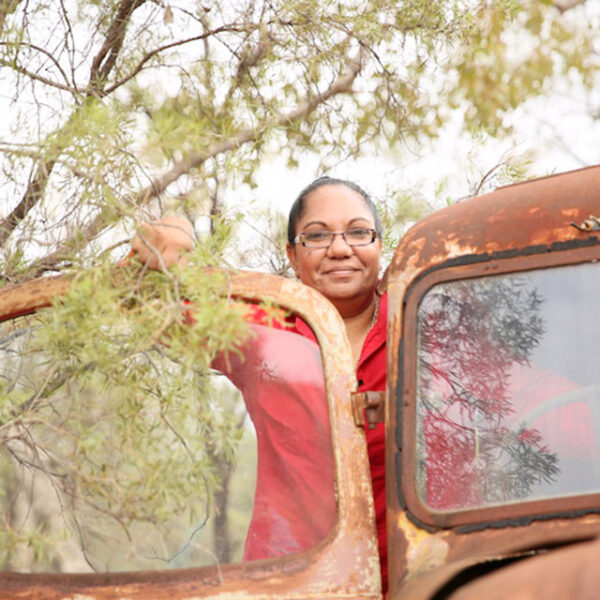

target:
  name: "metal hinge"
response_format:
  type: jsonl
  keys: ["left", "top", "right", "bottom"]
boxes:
{"left": 351, "top": 390, "right": 385, "bottom": 429}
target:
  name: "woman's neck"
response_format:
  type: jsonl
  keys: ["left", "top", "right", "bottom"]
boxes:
{"left": 338, "top": 294, "right": 379, "bottom": 367}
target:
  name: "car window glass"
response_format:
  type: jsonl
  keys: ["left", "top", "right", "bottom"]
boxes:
{"left": 415, "top": 262, "right": 600, "bottom": 511}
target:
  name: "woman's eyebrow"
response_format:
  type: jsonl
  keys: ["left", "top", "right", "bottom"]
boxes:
{"left": 302, "top": 220, "right": 328, "bottom": 229}
{"left": 303, "top": 217, "right": 371, "bottom": 229}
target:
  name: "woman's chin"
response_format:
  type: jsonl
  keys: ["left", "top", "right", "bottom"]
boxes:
{"left": 320, "top": 281, "right": 373, "bottom": 303}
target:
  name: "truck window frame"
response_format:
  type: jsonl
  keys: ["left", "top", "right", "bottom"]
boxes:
{"left": 399, "top": 243, "right": 600, "bottom": 530}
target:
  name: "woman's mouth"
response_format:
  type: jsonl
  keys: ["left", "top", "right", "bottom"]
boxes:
{"left": 324, "top": 267, "right": 358, "bottom": 276}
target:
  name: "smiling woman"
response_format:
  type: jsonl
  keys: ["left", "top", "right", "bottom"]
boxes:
{"left": 285, "top": 178, "right": 383, "bottom": 365}
{"left": 284, "top": 177, "right": 388, "bottom": 593}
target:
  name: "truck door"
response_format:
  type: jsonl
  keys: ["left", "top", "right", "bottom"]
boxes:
{"left": 385, "top": 165, "right": 600, "bottom": 599}
{"left": 0, "top": 271, "right": 382, "bottom": 599}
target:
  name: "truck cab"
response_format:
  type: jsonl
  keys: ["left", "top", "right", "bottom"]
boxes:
{"left": 0, "top": 165, "right": 599, "bottom": 598}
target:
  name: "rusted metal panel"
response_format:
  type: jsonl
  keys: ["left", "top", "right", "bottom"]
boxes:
{"left": 0, "top": 271, "right": 381, "bottom": 600}
{"left": 447, "top": 536, "right": 600, "bottom": 600}
{"left": 0, "top": 276, "right": 70, "bottom": 323}
{"left": 386, "top": 165, "right": 600, "bottom": 599}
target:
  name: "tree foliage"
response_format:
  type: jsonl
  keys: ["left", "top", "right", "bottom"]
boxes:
{"left": 417, "top": 275, "right": 559, "bottom": 509}
{"left": 0, "top": 0, "right": 598, "bottom": 283}
{"left": 0, "top": 252, "right": 257, "bottom": 571}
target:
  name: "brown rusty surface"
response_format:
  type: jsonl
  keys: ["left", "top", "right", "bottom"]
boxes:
{"left": 0, "top": 270, "right": 382, "bottom": 600}
{"left": 393, "top": 512, "right": 600, "bottom": 599}
{"left": 0, "top": 276, "right": 70, "bottom": 323}
{"left": 351, "top": 391, "right": 386, "bottom": 428}
{"left": 447, "top": 536, "right": 600, "bottom": 600}
{"left": 386, "top": 165, "right": 600, "bottom": 599}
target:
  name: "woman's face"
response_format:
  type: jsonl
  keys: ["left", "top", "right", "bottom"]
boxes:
{"left": 286, "top": 184, "right": 382, "bottom": 308}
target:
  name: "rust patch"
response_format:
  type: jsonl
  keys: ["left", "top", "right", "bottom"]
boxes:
{"left": 396, "top": 513, "right": 448, "bottom": 580}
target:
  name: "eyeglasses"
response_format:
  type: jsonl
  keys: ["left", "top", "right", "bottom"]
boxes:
{"left": 294, "top": 227, "right": 378, "bottom": 248}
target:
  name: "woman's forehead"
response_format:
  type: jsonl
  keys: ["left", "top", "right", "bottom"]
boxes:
{"left": 300, "top": 185, "right": 373, "bottom": 226}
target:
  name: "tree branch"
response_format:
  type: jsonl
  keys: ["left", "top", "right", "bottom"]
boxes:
{"left": 0, "top": 157, "right": 58, "bottom": 247}
{"left": 0, "top": 41, "right": 75, "bottom": 90}
{"left": 0, "top": 0, "right": 147, "bottom": 249}
{"left": 0, "top": 58, "right": 79, "bottom": 95}
{"left": 134, "top": 51, "right": 362, "bottom": 204}
{"left": 102, "top": 24, "right": 259, "bottom": 96}
{"left": 88, "top": 0, "right": 148, "bottom": 94}
{"left": 25, "top": 53, "right": 363, "bottom": 278}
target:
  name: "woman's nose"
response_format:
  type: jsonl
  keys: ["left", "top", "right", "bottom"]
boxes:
{"left": 326, "top": 233, "right": 353, "bottom": 257}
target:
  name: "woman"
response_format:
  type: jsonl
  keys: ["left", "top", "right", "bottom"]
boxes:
{"left": 131, "top": 176, "right": 388, "bottom": 592}
{"left": 285, "top": 177, "right": 387, "bottom": 592}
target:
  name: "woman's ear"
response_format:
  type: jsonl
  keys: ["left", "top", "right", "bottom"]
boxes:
{"left": 286, "top": 242, "right": 299, "bottom": 278}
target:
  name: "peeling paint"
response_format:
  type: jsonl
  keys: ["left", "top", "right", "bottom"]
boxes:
{"left": 397, "top": 513, "right": 448, "bottom": 579}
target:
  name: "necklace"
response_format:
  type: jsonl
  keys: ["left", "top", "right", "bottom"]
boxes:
{"left": 369, "top": 295, "right": 381, "bottom": 329}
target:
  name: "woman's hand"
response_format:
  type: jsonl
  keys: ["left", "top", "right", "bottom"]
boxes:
{"left": 130, "top": 215, "right": 195, "bottom": 271}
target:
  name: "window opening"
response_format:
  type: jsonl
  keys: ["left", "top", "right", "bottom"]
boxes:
{"left": 0, "top": 304, "right": 335, "bottom": 572}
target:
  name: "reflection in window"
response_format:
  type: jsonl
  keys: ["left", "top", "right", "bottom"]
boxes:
{"left": 0, "top": 309, "right": 334, "bottom": 572}
{"left": 415, "top": 262, "right": 600, "bottom": 511}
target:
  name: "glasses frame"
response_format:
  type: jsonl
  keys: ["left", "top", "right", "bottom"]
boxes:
{"left": 294, "top": 228, "right": 378, "bottom": 249}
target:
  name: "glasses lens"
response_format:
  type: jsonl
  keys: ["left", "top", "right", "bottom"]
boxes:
{"left": 301, "top": 229, "right": 375, "bottom": 247}
{"left": 302, "top": 231, "right": 332, "bottom": 247}
{"left": 345, "top": 228, "right": 374, "bottom": 245}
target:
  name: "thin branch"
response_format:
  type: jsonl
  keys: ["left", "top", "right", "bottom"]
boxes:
{"left": 471, "top": 162, "right": 507, "bottom": 197}
{"left": 136, "top": 50, "right": 362, "bottom": 204}
{"left": 0, "top": 58, "right": 79, "bottom": 94}
{"left": 0, "top": 156, "right": 59, "bottom": 247}
{"left": 0, "top": 41, "right": 75, "bottom": 90}
{"left": 0, "top": 0, "right": 148, "bottom": 248}
{"left": 26, "top": 52, "right": 363, "bottom": 278}
{"left": 102, "top": 24, "right": 259, "bottom": 96}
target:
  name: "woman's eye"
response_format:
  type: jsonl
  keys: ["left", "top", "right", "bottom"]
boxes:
{"left": 304, "top": 231, "right": 329, "bottom": 241}
{"left": 347, "top": 228, "right": 370, "bottom": 238}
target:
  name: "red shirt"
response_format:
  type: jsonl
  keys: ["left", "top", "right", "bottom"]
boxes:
{"left": 356, "top": 293, "right": 387, "bottom": 594}
{"left": 214, "top": 297, "right": 388, "bottom": 592}
{"left": 213, "top": 318, "right": 336, "bottom": 561}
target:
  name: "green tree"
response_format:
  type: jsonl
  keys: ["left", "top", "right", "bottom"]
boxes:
{"left": 1, "top": 0, "right": 598, "bottom": 283}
